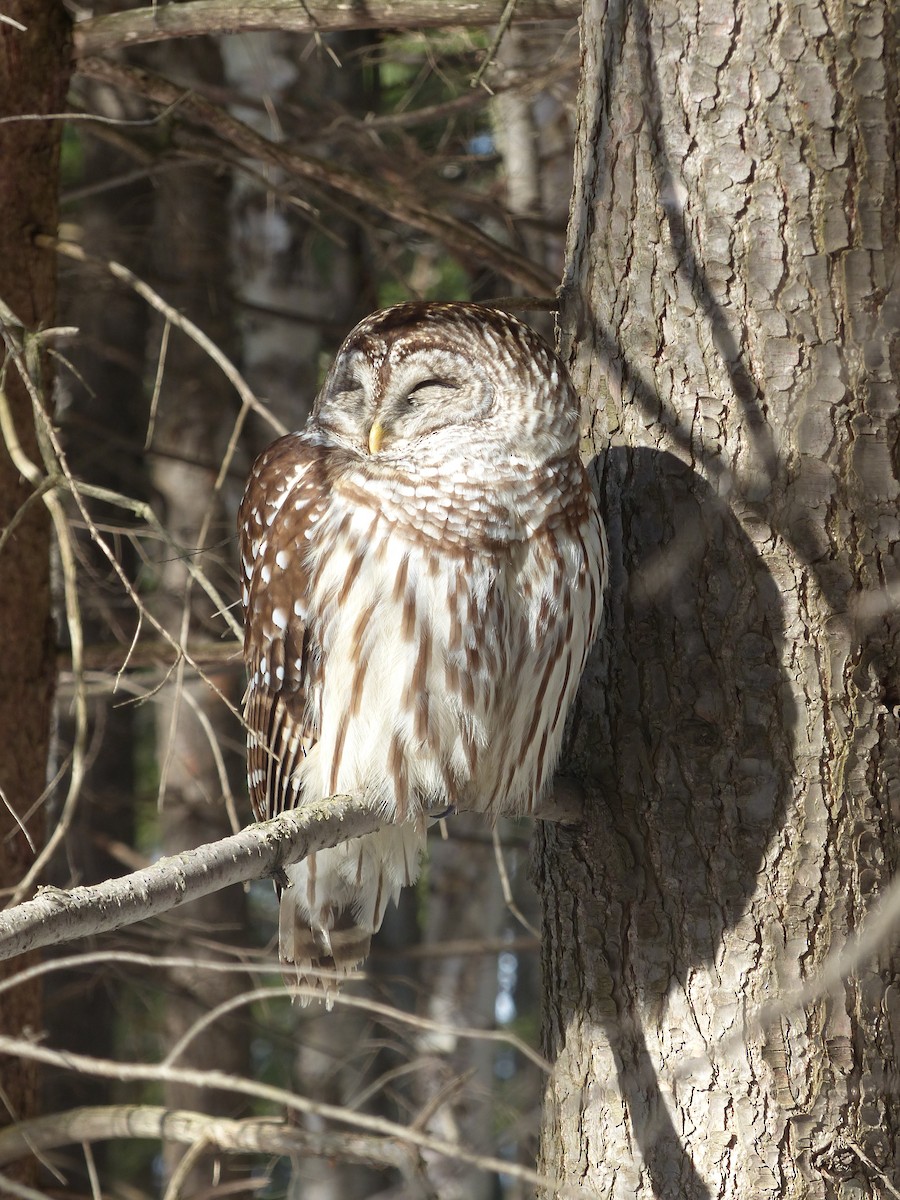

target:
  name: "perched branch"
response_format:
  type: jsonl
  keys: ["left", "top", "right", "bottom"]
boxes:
{"left": 0, "top": 797, "right": 380, "bottom": 961}
{"left": 0, "top": 786, "right": 580, "bottom": 961}
{"left": 73, "top": 0, "right": 581, "bottom": 58}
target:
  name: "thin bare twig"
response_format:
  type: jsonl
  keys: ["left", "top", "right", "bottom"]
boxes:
{"left": 840, "top": 1138, "right": 900, "bottom": 1200}
{"left": 56, "top": 639, "right": 241, "bottom": 675}
{"left": 75, "top": 57, "right": 557, "bottom": 296}
{"left": 0, "top": 305, "right": 90, "bottom": 908}
{"left": 161, "top": 1132, "right": 212, "bottom": 1200}
{"left": 0, "top": 941, "right": 537, "bottom": 1009}
{"left": 492, "top": 826, "right": 540, "bottom": 939}
{"left": 40, "top": 236, "right": 286, "bottom": 440}
{"left": 162, "top": 984, "right": 550, "bottom": 1074}
{"left": 0, "top": 951, "right": 546, "bottom": 1073}
{"left": 0, "top": 363, "right": 247, "bottom": 731}
{"left": 82, "top": 1141, "right": 101, "bottom": 1200}
{"left": 471, "top": 0, "right": 519, "bottom": 89}
{"left": 0, "top": 1038, "right": 569, "bottom": 1194}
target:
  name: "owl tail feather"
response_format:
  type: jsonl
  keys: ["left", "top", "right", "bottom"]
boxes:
{"left": 278, "top": 899, "right": 372, "bottom": 1010}
{"left": 277, "top": 826, "right": 425, "bottom": 1009}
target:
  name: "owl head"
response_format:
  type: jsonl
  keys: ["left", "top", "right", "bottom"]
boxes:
{"left": 309, "top": 302, "right": 581, "bottom": 465}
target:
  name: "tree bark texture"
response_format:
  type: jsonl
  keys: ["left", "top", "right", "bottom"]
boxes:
{"left": 538, "top": 1, "right": 900, "bottom": 1197}
{"left": 0, "top": 2, "right": 71, "bottom": 1187}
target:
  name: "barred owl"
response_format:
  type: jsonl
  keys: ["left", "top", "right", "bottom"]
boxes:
{"left": 239, "top": 302, "right": 607, "bottom": 993}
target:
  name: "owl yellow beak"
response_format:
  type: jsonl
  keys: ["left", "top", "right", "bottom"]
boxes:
{"left": 368, "top": 420, "right": 385, "bottom": 455}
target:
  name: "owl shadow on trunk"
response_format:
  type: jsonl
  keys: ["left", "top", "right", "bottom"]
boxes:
{"left": 538, "top": 445, "right": 796, "bottom": 1199}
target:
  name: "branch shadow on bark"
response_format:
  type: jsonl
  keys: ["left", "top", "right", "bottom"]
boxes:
{"left": 538, "top": 446, "right": 796, "bottom": 1199}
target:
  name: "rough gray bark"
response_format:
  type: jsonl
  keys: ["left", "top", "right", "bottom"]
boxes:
{"left": 537, "top": 0, "right": 900, "bottom": 1197}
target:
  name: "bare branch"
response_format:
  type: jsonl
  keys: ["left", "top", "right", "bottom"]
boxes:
{"left": 160, "top": 983, "right": 551, "bottom": 1074}
{"left": 0, "top": 1104, "right": 434, "bottom": 1189}
{"left": 39, "top": 235, "right": 286, "bottom": 443}
{"left": 74, "top": 57, "right": 558, "bottom": 296}
{"left": 0, "top": 954, "right": 547, "bottom": 1071}
{"left": 470, "top": 0, "right": 518, "bottom": 88}
{"left": 0, "top": 305, "right": 90, "bottom": 908}
{"left": 57, "top": 639, "right": 241, "bottom": 676}
{"left": 73, "top": 0, "right": 581, "bottom": 58}
{"left": 0, "top": 785, "right": 577, "bottom": 960}
{"left": 0, "top": 1041, "right": 568, "bottom": 1194}
{"left": 0, "top": 797, "right": 381, "bottom": 960}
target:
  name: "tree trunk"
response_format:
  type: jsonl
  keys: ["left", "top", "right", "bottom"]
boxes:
{"left": 0, "top": 2, "right": 71, "bottom": 1189}
{"left": 45, "top": 100, "right": 153, "bottom": 1190}
{"left": 139, "top": 36, "right": 251, "bottom": 1193}
{"left": 537, "top": 1, "right": 900, "bottom": 1196}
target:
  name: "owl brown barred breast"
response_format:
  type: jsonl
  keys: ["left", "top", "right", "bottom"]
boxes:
{"left": 239, "top": 301, "right": 607, "bottom": 996}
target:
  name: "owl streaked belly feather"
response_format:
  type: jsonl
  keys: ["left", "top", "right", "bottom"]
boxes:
{"left": 239, "top": 301, "right": 607, "bottom": 994}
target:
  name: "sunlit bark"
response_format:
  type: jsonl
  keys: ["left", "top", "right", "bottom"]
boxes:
{"left": 538, "top": 1, "right": 900, "bottom": 1196}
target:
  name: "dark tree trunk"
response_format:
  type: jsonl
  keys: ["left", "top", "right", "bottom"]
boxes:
{"left": 0, "top": 2, "right": 71, "bottom": 1188}
{"left": 45, "top": 104, "right": 155, "bottom": 1189}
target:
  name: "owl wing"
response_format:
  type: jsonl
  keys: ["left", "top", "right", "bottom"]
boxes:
{"left": 239, "top": 433, "right": 325, "bottom": 824}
